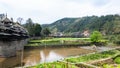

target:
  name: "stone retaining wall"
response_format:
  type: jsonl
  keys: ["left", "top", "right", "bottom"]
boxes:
{"left": 89, "top": 58, "right": 114, "bottom": 66}
{"left": 75, "top": 62, "right": 99, "bottom": 68}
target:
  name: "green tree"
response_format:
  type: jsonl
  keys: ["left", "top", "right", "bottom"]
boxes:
{"left": 34, "top": 23, "right": 42, "bottom": 36}
{"left": 24, "top": 18, "right": 42, "bottom": 37}
{"left": 42, "top": 28, "right": 51, "bottom": 36}
{"left": 24, "top": 18, "right": 34, "bottom": 36}
{"left": 109, "top": 35, "right": 120, "bottom": 44}
{"left": 90, "top": 31, "right": 102, "bottom": 43}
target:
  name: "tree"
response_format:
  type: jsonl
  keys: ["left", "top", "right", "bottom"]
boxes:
{"left": 11, "top": 17, "right": 14, "bottom": 22}
{"left": 90, "top": 31, "right": 102, "bottom": 43}
{"left": 33, "top": 23, "right": 42, "bottom": 36}
{"left": 17, "top": 17, "right": 23, "bottom": 24}
{"left": 109, "top": 35, "right": 120, "bottom": 44}
{"left": 42, "top": 28, "right": 51, "bottom": 36}
{"left": 24, "top": 18, "right": 34, "bottom": 36}
{"left": 24, "top": 18, "right": 42, "bottom": 37}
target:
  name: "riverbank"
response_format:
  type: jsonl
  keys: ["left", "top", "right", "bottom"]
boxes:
{"left": 24, "top": 43, "right": 91, "bottom": 50}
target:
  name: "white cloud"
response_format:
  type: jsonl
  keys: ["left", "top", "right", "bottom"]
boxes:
{"left": 0, "top": 0, "right": 120, "bottom": 24}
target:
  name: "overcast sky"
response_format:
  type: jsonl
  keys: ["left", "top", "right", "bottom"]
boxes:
{"left": 0, "top": 0, "right": 120, "bottom": 24}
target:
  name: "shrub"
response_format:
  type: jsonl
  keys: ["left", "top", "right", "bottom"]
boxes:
{"left": 114, "top": 57, "right": 120, "bottom": 64}
{"left": 108, "top": 35, "right": 120, "bottom": 45}
{"left": 90, "top": 31, "right": 103, "bottom": 43}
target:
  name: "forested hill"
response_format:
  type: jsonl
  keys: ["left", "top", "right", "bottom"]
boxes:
{"left": 42, "top": 14, "right": 120, "bottom": 35}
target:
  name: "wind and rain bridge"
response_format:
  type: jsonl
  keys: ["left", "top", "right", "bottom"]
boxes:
{"left": 0, "top": 14, "right": 29, "bottom": 57}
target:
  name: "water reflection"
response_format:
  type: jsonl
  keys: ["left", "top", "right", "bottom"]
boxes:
{"left": 23, "top": 47, "right": 95, "bottom": 67}
{"left": 24, "top": 50, "right": 64, "bottom": 66}
{"left": 40, "top": 51, "right": 64, "bottom": 63}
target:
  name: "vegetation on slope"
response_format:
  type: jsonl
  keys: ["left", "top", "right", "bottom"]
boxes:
{"left": 42, "top": 14, "right": 120, "bottom": 35}
{"left": 65, "top": 50, "right": 120, "bottom": 63}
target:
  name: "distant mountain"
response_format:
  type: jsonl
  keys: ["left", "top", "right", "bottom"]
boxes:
{"left": 42, "top": 14, "right": 120, "bottom": 35}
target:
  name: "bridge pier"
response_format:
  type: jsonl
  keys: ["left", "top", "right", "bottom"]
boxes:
{"left": 0, "top": 41, "right": 16, "bottom": 57}
{"left": 0, "top": 39, "right": 28, "bottom": 57}
{"left": 15, "top": 39, "right": 28, "bottom": 51}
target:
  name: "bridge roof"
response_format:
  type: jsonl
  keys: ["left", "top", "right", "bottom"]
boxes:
{"left": 0, "top": 32, "right": 11, "bottom": 35}
{"left": 1, "top": 17, "right": 12, "bottom": 23}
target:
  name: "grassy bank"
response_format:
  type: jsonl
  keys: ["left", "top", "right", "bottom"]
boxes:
{"left": 27, "top": 62, "right": 78, "bottom": 68}
{"left": 65, "top": 49, "right": 120, "bottom": 63}
{"left": 27, "top": 38, "right": 91, "bottom": 46}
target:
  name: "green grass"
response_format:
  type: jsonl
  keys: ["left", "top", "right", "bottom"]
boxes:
{"left": 27, "top": 62, "right": 78, "bottom": 68}
{"left": 27, "top": 38, "right": 90, "bottom": 46}
{"left": 103, "top": 64, "right": 120, "bottom": 68}
{"left": 30, "top": 38, "right": 90, "bottom": 43}
{"left": 65, "top": 50, "right": 120, "bottom": 63}
{"left": 27, "top": 37, "right": 108, "bottom": 46}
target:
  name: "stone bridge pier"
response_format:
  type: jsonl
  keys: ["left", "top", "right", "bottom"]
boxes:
{"left": 15, "top": 39, "right": 28, "bottom": 51}
{"left": 0, "top": 39, "right": 28, "bottom": 57}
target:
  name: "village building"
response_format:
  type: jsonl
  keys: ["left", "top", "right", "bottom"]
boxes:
{"left": 50, "top": 32, "right": 63, "bottom": 37}
{"left": 82, "top": 30, "right": 90, "bottom": 37}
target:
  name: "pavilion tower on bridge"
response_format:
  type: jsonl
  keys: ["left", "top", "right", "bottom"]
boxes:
{"left": 0, "top": 14, "right": 29, "bottom": 57}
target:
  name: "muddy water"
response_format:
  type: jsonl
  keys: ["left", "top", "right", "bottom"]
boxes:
{"left": 0, "top": 47, "right": 95, "bottom": 68}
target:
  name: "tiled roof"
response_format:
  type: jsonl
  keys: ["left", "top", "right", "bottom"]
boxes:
{"left": 1, "top": 17, "right": 12, "bottom": 22}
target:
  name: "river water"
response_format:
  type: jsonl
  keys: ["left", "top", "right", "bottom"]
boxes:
{"left": 0, "top": 47, "right": 95, "bottom": 68}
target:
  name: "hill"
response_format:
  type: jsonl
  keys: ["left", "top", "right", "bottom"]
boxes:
{"left": 42, "top": 14, "right": 120, "bottom": 35}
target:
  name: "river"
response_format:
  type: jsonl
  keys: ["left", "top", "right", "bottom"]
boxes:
{"left": 0, "top": 47, "right": 95, "bottom": 68}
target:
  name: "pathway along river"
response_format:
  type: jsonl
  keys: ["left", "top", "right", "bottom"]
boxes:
{"left": 0, "top": 46, "right": 97, "bottom": 68}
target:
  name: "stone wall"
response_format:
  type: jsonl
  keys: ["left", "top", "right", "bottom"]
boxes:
{"left": 0, "top": 39, "right": 28, "bottom": 57}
